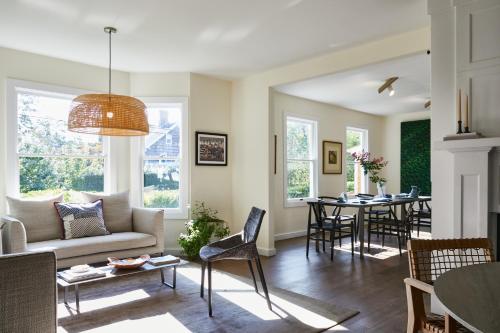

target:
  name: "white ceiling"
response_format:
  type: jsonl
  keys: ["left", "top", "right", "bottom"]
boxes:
{"left": 274, "top": 53, "right": 431, "bottom": 115}
{"left": 0, "top": 0, "right": 429, "bottom": 77}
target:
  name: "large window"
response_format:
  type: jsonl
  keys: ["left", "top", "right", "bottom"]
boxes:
{"left": 7, "top": 80, "right": 108, "bottom": 200}
{"left": 138, "top": 98, "right": 188, "bottom": 219}
{"left": 285, "top": 116, "right": 317, "bottom": 206}
{"left": 346, "top": 127, "right": 368, "bottom": 194}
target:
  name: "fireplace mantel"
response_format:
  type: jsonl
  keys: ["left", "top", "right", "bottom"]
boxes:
{"left": 434, "top": 137, "right": 499, "bottom": 254}
{"left": 434, "top": 137, "right": 500, "bottom": 153}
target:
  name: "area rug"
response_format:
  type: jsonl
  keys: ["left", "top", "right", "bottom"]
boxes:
{"left": 57, "top": 263, "right": 358, "bottom": 333}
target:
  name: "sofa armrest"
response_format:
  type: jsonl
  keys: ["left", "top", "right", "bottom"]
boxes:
{"left": 132, "top": 208, "right": 164, "bottom": 252}
{"left": 1, "top": 216, "right": 28, "bottom": 254}
{"left": 0, "top": 251, "right": 57, "bottom": 333}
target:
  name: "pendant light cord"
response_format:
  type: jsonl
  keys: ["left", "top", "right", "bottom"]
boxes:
{"left": 108, "top": 28, "right": 112, "bottom": 97}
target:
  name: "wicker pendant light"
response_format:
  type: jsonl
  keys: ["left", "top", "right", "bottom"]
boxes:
{"left": 68, "top": 27, "right": 149, "bottom": 136}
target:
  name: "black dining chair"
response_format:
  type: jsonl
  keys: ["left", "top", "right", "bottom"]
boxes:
{"left": 356, "top": 194, "right": 390, "bottom": 239}
{"left": 199, "top": 207, "right": 272, "bottom": 316}
{"left": 411, "top": 200, "right": 431, "bottom": 237}
{"left": 306, "top": 200, "right": 355, "bottom": 260}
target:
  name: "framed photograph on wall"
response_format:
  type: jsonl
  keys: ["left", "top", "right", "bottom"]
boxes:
{"left": 195, "top": 131, "right": 228, "bottom": 166}
{"left": 323, "top": 141, "right": 342, "bottom": 174}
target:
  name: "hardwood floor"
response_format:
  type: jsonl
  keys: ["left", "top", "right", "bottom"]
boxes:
{"left": 214, "top": 232, "right": 428, "bottom": 332}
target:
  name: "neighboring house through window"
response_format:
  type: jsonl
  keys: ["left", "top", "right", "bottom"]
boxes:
{"left": 136, "top": 98, "right": 188, "bottom": 219}
{"left": 346, "top": 127, "right": 368, "bottom": 194}
{"left": 6, "top": 80, "right": 109, "bottom": 200}
{"left": 284, "top": 115, "right": 318, "bottom": 207}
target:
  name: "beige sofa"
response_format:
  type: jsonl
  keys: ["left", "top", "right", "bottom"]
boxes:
{"left": 1, "top": 192, "right": 165, "bottom": 268}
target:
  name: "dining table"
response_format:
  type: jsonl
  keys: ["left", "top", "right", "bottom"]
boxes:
{"left": 306, "top": 196, "right": 429, "bottom": 257}
{"left": 434, "top": 262, "right": 500, "bottom": 332}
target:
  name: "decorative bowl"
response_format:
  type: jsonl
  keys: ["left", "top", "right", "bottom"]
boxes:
{"left": 107, "top": 255, "right": 150, "bottom": 269}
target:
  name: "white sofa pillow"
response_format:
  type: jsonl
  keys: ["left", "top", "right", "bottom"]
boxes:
{"left": 81, "top": 191, "right": 133, "bottom": 233}
{"left": 6, "top": 194, "right": 64, "bottom": 242}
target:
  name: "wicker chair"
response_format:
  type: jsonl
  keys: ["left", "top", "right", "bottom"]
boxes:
{"left": 404, "top": 238, "right": 494, "bottom": 333}
{"left": 199, "top": 207, "right": 271, "bottom": 316}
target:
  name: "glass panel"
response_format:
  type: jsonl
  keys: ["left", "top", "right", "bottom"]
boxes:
{"left": 17, "top": 93, "right": 103, "bottom": 156}
{"left": 287, "top": 119, "right": 312, "bottom": 160}
{"left": 145, "top": 105, "right": 181, "bottom": 159}
{"left": 19, "top": 157, "right": 104, "bottom": 201}
{"left": 346, "top": 129, "right": 365, "bottom": 194}
{"left": 287, "top": 160, "right": 312, "bottom": 199}
{"left": 143, "top": 159, "right": 180, "bottom": 208}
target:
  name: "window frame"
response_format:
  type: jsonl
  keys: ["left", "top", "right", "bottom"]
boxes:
{"left": 345, "top": 126, "right": 369, "bottom": 195}
{"left": 5, "top": 79, "right": 111, "bottom": 198}
{"left": 283, "top": 114, "right": 318, "bottom": 208}
{"left": 131, "top": 97, "right": 189, "bottom": 220}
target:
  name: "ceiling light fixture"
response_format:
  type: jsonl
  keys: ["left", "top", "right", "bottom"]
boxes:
{"left": 378, "top": 77, "right": 398, "bottom": 97}
{"left": 68, "top": 27, "right": 149, "bottom": 136}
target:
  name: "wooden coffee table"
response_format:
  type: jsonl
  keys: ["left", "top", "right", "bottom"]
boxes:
{"left": 57, "top": 261, "right": 180, "bottom": 313}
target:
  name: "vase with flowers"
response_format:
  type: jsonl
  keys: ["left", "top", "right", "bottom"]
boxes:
{"left": 351, "top": 151, "right": 389, "bottom": 197}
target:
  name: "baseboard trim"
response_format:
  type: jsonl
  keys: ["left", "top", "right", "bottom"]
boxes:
{"left": 257, "top": 247, "right": 277, "bottom": 256}
{"left": 163, "top": 247, "right": 182, "bottom": 256}
{"left": 274, "top": 230, "right": 307, "bottom": 241}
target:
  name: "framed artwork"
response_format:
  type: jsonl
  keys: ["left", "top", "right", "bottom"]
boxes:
{"left": 195, "top": 131, "right": 228, "bottom": 166}
{"left": 323, "top": 141, "right": 342, "bottom": 174}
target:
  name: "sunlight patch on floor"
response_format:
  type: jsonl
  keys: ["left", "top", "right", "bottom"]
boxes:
{"left": 178, "top": 265, "right": 339, "bottom": 327}
{"left": 58, "top": 312, "right": 190, "bottom": 333}
{"left": 332, "top": 242, "right": 406, "bottom": 259}
{"left": 58, "top": 289, "right": 150, "bottom": 317}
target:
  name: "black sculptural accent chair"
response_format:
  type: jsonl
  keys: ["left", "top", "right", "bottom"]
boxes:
{"left": 199, "top": 207, "right": 272, "bottom": 316}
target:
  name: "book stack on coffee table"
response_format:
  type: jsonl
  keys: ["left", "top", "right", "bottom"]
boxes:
{"left": 58, "top": 266, "right": 106, "bottom": 283}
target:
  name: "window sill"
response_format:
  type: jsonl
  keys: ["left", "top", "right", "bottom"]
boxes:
{"left": 284, "top": 199, "right": 310, "bottom": 208}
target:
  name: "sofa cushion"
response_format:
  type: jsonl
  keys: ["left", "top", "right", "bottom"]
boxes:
{"left": 82, "top": 191, "right": 132, "bottom": 233}
{"left": 26, "top": 232, "right": 156, "bottom": 259}
{"left": 6, "top": 194, "right": 64, "bottom": 243}
{"left": 54, "top": 200, "right": 109, "bottom": 239}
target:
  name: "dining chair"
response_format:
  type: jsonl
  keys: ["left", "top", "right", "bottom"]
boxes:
{"left": 307, "top": 200, "right": 355, "bottom": 260}
{"left": 411, "top": 200, "right": 431, "bottom": 237}
{"left": 367, "top": 201, "right": 413, "bottom": 255}
{"left": 404, "top": 238, "right": 494, "bottom": 333}
{"left": 356, "top": 193, "right": 390, "bottom": 238}
{"left": 199, "top": 207, "right": 271, "bottom": 316}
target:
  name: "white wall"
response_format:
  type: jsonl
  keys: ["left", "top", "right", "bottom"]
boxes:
{"left": 129, "top": 72, "right": 233, "bottom": 252}
{"left": 272, "top": 92, "right": 385, "bottom": 238}
{"left": 382, "top": 111, "right": 431, "bottom": 194}
{"left": 231, "top": 27, "right": 430, "bottom": 254}
{"left": 0, "top": 47, "right": 130, "bottom": 215}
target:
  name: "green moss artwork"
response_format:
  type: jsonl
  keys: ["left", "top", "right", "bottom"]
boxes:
{"left": 400, "top": 119, "right": 431, "bottom": 196}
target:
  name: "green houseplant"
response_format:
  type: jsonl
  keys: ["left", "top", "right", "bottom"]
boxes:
{"left": 178, "top": 202, "right": 230, "bottom": 259}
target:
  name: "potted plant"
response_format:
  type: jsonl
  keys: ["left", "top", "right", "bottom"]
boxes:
{"left": 351, "top": 151, "right": 389, "bottom": 196}
{"left": 178, "top": 202, "right": 230, "bottom": 260}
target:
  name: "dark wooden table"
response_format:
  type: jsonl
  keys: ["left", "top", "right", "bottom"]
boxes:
{"left": 434, "top": 262, "right": 500, "bottom": 333}
{"left": 307, "top": 196, "right": 425, "bottom": 257}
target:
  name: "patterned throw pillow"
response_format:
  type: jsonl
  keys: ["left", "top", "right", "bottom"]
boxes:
{"left": 54, "top": 200, "right": 109, "bottom": 239}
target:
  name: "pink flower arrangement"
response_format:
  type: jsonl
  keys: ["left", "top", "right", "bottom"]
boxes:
{"left": 351, "top": 151, "right": 388, "bottom": 184}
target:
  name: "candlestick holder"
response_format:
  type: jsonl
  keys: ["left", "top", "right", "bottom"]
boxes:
{"left": 457, "top": 120, "right": 463, "bottom": 134}
{"left": 464, "top": 126, "right": 470, "bottom": 133}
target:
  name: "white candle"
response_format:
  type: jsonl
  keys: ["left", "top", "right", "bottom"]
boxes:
{"left": 457, "top": 89, "right": 461, "bottom": 122}
{"left": 465, "top": 94, "right": 469, "bottom": 128}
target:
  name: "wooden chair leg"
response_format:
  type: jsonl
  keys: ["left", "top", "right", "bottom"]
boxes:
{"left": 367, "top": 221, "right": 372, "bottom": 252}
{"left": 350, "top": 222, "right": 355, "bottom": 256}
{"left": 405, "top": 284, "right": 425, "bottom": 333}
{"left": 248, "top": 260, "right": 258, "bottom": 293}
{"left": 397, "top": 225, "right": 402, "bottom": 255}
{"left": 322, "top": 230, "right": 326, "bottom": 252}
{"left": 255, "top": 256, "right": 272, "bottom": 310}
{"left": 338, "top": 229, "right": 342, "bottom": 247}
{"left": 208, "top": 262, "right": 213, "bottom": 316}
{"left": 382, "top": 225, "right": 386, "bottom": 247}
{"left": 330, "top": 228, "right": 334, "bottom": 261}
{"left": 444, "top": 313, "right": 458, "bottom": 333}
{"left": 200, "top": 261, "right": 206, "bottom": 298}
{"left": 306, "top": 227, "right": 311, "bottom": 257}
